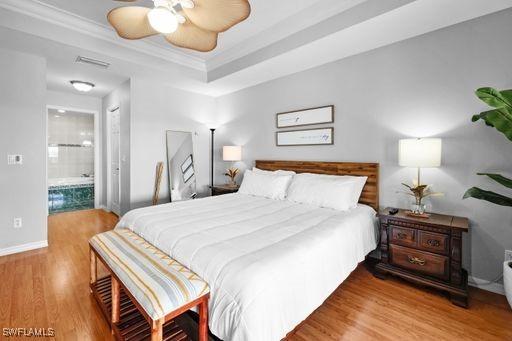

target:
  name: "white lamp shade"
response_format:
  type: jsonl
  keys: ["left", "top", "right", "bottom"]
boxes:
{"left": 223, "top": 146, "right": 242, "bottom": 161}
{"left": 399, "top": 138, "right": 442, "bottom": 168}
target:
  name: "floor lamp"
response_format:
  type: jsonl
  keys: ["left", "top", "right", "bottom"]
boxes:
{"left": 210, "top": 128, "right": 215, "bottom": 195}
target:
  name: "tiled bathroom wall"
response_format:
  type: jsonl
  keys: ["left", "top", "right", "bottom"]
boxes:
{"left": 48, "top": 110, "right": 94, "bottom": 178}
{"left": 47, "top": 109, "right": 95, "bottom": 214}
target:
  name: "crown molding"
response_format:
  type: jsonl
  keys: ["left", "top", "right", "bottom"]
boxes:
{"left": 0, "top": 0, "right": 206, "bottom": 71}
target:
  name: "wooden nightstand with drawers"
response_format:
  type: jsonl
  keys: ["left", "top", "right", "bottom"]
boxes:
{"left": 375, "top": 208, "right": 469, "bottom": 307}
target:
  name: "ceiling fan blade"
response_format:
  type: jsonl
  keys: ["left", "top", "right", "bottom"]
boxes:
{"left": 107, "top": 6, "right": 158, "bottom": 40}
{"left": 183, "top": 0, "right": 250, "bottom": 33}
{"left": 165, "top": 20, "right": 218, "bottom": 52}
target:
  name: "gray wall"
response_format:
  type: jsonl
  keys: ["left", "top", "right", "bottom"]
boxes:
{"left": 0, "top": 48, "right": 47, "bottom": 250}
{"left": 130, "top": 78, "right": 216, "bottom": 208}
{"left": 215, "top": 9, "right": 512, "bottom": 283}
{"left": 102, "top": 80, "right": 131, "bottom": 214}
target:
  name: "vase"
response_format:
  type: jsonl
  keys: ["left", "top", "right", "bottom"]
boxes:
{"left": 410, "top": 202, "right": 426, "bottom": 215}
{"left": 505, "top": 261, "right": 512, "bottom": 309}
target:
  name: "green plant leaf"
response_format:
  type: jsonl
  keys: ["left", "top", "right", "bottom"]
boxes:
{"left": 463, "top": 187, "right": 512, "bottom": 206}
{"left": 476, "top": 87, "right": 512, "bottom": 109}
{"left": 502, "top": 89, "right": 512, "bottom": 103}
{"left": 471, "top": 109, "right": 512, "bottom": 141}
{"left": 477, "top": 173, "right": 512, "bottom": 189}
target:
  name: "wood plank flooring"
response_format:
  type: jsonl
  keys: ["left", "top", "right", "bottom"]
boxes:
{"left": 0, "top": 209, "right": 510, "bottom": 340}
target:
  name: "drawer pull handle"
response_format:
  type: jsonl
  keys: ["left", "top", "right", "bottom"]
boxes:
{"left": 408, "top": 256, "right": 426, "bottom": 266}
{"left": 397, "top": 232, "right": 408, "bottom": 239}
{"left": 427, "top": 239, "right": 440, "bottom": 247}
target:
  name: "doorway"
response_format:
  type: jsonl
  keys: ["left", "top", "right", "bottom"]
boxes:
{"left": 46, "top": 106, "right": 100, "bottom": 214}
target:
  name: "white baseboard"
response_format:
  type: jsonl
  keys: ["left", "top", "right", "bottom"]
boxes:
{"left": 468, "top": 276, "right": 505, "bottom": 295}
{"left": 0, "top": 240, "right": 48, "bottom": 257}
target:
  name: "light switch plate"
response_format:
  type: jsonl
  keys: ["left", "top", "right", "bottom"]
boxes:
{"left": 506, "top": 250, "right": 512, "bottom": 262}
{"left": 7, "top": 154, "right": 23, "bottom": 165}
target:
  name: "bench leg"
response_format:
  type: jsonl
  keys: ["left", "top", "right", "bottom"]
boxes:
{"left": 111, "top": 276, "right": 120, "bottom": 325}
{"left": 198, "top": 297, "right": 209, "bottom": 341}
{"left": 89, "top": 248, "right": 97, "bottom": 291}
{"left": 151, "top": 318, "right": 164, "bottom": 341}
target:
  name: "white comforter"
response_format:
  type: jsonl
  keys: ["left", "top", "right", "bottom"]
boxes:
{"left": 116, "top": 193, "right": 378, "bottom": 341}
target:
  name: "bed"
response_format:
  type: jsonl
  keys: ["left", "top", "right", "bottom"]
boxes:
{"left": 115, "top": 160, "right": 379, "bottom": 340}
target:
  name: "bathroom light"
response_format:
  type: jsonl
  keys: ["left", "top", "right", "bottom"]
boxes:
{"left": 82, "top": 140, "right": 92, "bottom": 147}
{"left": 58, "top": 109, "right": 66, "bottom": 113}
{"left": 70, "top": 80, "right": 95, "bottom": 92}
{"left": 148, "top": 7, "right": 178, "bottom": 33}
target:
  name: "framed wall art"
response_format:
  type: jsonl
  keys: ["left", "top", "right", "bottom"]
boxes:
{"left": 276, "top": 127, "right": 334, "bottom": 146}
{"left": 276, "top": 105, "right": 334, "bottom": 128}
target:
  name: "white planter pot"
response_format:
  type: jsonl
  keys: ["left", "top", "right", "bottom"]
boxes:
{"left": 505, "top": 261, "right": 512, "bottom": 309}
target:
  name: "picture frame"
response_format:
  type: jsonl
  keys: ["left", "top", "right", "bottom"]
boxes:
{"left": 276, "top": 127, "right": 334, "bottom": 146}
{"left": 181, "top": 154, "right": 193, "bottom": 173}
{"left": 183, "top": 165, "right": 195, "bottom": 183}
{"left": 276, "top": 105, "right": 334, "bottom": 128}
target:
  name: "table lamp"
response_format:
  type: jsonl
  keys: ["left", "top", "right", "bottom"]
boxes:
{"left": 399, "top": 138, "right": 442, "bottom": 215}
{"left": 223, "top": 146, "right": 242, "bottom": 187}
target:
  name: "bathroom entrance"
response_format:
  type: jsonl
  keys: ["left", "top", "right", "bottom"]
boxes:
{"left": 47, "top": 108, "right": 97, "bottom": 214}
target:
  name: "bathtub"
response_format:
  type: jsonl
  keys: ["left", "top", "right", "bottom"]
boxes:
{"left": 48, "top": 177, "right": 94, "bottom": 187}
{"left": 48, "top": 177, "right": 94, "bottom": 214}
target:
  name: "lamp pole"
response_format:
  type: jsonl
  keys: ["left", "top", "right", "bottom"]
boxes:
{"left": 210, "top": 128, "right": 215, "bottom": 195}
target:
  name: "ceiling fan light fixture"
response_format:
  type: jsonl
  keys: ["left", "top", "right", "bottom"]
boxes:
{"left": 70, "top": 80, "right": 95, "bottom": 92}
{"left": 148, "top": 7, "right": 178, "bottom": 33}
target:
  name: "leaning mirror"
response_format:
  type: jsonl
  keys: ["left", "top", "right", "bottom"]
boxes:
{"left": 166, "top": 131, "right": 197, "bottom": 202}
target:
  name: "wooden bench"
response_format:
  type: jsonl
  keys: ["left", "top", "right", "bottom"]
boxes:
{"left": 89, "top": 228, "right": 210, "bottom": 341}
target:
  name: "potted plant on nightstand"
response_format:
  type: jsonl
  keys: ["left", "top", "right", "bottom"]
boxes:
{"left": 462, "top": 87, "right": 512, "bottom": 309}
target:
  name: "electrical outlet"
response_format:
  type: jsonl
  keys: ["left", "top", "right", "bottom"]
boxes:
{"left": 506, "top": 250, "right": 512, "bottom": 262}
{"left": 13, "top": 217, "right": 22, "bottom": 229}
{"left": 7, "top": 154, "right": 23, "bottom": 165}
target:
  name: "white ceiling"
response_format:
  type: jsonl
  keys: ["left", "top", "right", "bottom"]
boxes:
{"left": 1, "top": 0, "right": 511, "bottom": 97}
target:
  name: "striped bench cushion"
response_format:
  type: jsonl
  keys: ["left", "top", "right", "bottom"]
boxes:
{"left": 90, "top": 228, "right": 209, "bottom": 320}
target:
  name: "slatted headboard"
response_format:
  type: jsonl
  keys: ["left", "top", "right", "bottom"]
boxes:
{"left": 255, "top": 160, "right": 379, "bottom": 210}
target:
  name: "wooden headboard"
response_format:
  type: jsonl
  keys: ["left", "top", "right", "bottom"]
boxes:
{"left": 255, "top": 160, "right": 379, "bottom": 210}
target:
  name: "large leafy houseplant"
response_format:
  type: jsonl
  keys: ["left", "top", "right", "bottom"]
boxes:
{"left": 463, "top": 87, "right": 512, "bottom": 206}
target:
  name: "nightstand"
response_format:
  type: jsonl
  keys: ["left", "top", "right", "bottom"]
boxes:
{"left": 375, "top": 208, "right": 469, "bottom": 307}
{"left": 211, "top": 185, "right": 239, "bottom": 196}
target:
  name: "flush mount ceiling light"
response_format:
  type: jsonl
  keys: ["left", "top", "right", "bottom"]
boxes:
{"left": 70, "top": 80, "right": 95, "bottom": 92}
{"left": 107, "top": 0, "right": 251, "bottom": 52}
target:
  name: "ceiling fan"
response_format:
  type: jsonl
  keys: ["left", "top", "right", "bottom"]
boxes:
{"left": 108, "top": 0, "right": 251, "bottom": 52}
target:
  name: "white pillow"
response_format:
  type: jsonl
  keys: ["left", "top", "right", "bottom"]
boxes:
{"left": 239, "top": 169, "right": 293, "bottom": 200}
{"left": 286, "top": 173, "right": 367, "bottom": 211}
{"left": 252, "top": 167, "right": 296, "bottom": 176}
{"left": 296, "top": 173, "right": 367, "bottom": 208}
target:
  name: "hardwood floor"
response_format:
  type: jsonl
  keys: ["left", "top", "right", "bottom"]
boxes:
{"left": 0, "top": 209, "right": 510, "bottom": 340}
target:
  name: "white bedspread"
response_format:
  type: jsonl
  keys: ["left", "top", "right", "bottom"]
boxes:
{"left": 116, "top": 193, "right": 378, "bottom": 341}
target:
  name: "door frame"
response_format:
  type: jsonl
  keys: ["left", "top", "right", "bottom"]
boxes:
{"left": 45, "top": 105, "right": 101, "bottom": 212}
{"left": 106, "top": 105, "right": 121, "bottom": 214}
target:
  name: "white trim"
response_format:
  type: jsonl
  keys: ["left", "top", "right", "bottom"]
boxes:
{"left": 106, "top": 105, "right": 121, "bottom": 215}
{"left": 469, "top": 276, "right": 505, "bottom": 296}
{"left": 0, "top": 0, "right": 205, "bottom": 71}
{"left": 106, "top": 107, "right": 112, "bottom": 212}
{"left": 0, "top": 240, "right": 48, "bottom": 257}
{"left": 98, "top": 204, "right": 111, "bottom": 212}
{"left": 46, "top": 105, "right": 102, "bottom": 209}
